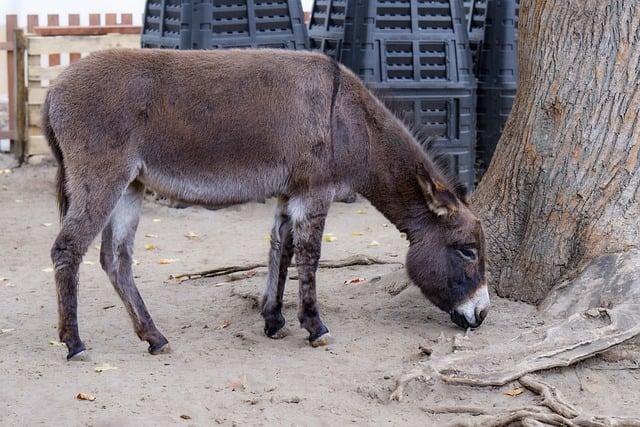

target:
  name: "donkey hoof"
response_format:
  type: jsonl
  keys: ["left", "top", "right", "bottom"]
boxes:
{"left": 309, "top": 332, "right": 333, "bottom": 348}
{"left": 67, "top": 349, "right": 90, "bottom": 362}
{"left": 266, "top": 325, "right": 290, "bottom": 339}
{"left": 148, "top": 339, "right": 171, "bottom": 355}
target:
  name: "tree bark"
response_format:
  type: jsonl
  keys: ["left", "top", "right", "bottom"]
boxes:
{"left": 472, "top": 1, "right": 640, "bottom": 303}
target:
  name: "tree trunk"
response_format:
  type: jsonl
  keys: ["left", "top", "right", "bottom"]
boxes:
{"left": 472, "top": 1, "right": 640, "bottom": 303}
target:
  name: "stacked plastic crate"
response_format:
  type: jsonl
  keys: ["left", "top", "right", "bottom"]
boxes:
{"left": 476, "top": 0, "right": 519, "bottom": 172}
{"left": 463, "top": 0, "right": 488, "bottom": 74}
{"left": 309, "top": 0, "right": 478, "bottom": 190}
{"left": 141, "top": 0, "right": 309, "bottom": 50}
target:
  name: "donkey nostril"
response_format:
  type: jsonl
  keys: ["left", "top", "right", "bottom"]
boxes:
{"left": 476, "top": 307, "right": 488, "bottom": 323}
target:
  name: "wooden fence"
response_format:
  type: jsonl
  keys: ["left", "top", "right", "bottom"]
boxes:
{"left": 2, "top": 13, "right": 141, "bottom": 161}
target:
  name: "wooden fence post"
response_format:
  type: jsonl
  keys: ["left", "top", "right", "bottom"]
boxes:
{"left": 5, "top": 15, "right": 17, "bottom": 141}
{"left": 13, "top": 29, "right": 26, "bottom": 163}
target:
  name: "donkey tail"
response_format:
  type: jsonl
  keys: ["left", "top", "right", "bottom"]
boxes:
{"left": 42, "top": 91, "right": 68, "bottom": 220}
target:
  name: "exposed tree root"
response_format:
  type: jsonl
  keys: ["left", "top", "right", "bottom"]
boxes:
{"left": 171, "top": 255, "right": 402, "bottom": 282}
{"left": 421, "top": 406, "right": 489, "bottom": 416}
{"left": 389, "top": 367, "right": 432, "bottom": 402}
{"left": 518, "top": 375, "right": 578, "bottom": 419}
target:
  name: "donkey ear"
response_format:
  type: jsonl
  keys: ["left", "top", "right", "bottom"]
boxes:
{"left": 416, "top": 167, "right": 459, "bottom": 218}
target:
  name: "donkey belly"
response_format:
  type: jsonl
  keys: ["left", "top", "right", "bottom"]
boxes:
{"left": 138, "top": 157, "right": 290, "bottom": 207}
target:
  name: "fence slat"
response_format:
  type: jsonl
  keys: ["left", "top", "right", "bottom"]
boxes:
{"left": 27, "top": 15, "right": 39, "bottom": 32}
{"left": 68, "top": 14, "right": 82, "bottom": 62}
{"left": 47, "top": 15, "right": 61, "bottom": 66}
{"left": 27, "top": 34, "right": 141, "bottom": 55}
{"left": 29, "top": 64, "right": 67, "bottom": 81}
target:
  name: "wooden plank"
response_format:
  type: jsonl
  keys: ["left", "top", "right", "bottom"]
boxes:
{"left": 27, "top": 34, "right": 141, "bottom": 55}
{"left": 27, "top": 15, "right": 39, "bottom": 33}
{"left": 33, "top": 25, "right": 142, "bottom": 36}
{"left": 47, "top": 15, "right": 61, "bottom": 66}
{"left": 28, "top": 64, "right": 66, "bottom": 81}
{"left": 68, "top": 14, "right": 82, "bottom": 62}
{"left": 89, "top": 14, "right": 101, "bottom": 26}
{"left": 26, "top": 134, "right": 49, "bottom": 156}
{"left": 106, "top": 13, "right": 117, "bottom": 25}
{"left": 14, "top": 29, "right": 26, "bottom": 163}
{"left": 27, "top": 86, "right": 48, "bottom": 106}
{"left": 121, "top": 14, "right": 133, "bottom": 25}
{"left": 28, "top": 105, "right": 42, "bottom": 127}
{"left": 6, "top": 15, "right": 17, "bottom": 138}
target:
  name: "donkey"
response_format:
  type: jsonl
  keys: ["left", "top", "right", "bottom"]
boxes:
{"left": 43, "top": 48, "right": 489, "bottom": 360}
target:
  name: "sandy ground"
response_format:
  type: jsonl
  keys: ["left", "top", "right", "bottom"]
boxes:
{"left": 1, "top": 158, "right": 639, "bottom": 426}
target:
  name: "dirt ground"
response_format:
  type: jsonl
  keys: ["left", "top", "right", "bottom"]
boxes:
{"left": 1, "top": 158, "right": 639, "bottom": 426}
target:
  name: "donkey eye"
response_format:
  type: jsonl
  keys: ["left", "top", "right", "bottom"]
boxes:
{"left": 457, "top": 248, "right": 477, "bottom": 261}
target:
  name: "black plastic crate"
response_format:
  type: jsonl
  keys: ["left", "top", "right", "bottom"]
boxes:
{"left": 142, "top": 0, "right": 309, "bottom": 50}
{"left": 339, "top": 0, "right": 477, "bottom": 189}
{"left": 308, "top": 0, "right": 350, "bottom": 59}
{"left": 463, "top": 0, "right": 488, "bottom": 74}
{"left": 476, "top": 0, "right": 518, "bottom": 170}
{"left": 383, "top": 87, "right": 476, "bottom": 189}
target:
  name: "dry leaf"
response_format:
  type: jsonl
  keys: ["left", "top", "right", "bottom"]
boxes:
{"left": 356, "top": 209, "right": 366, "bottom": 214}
{"left": 343, "top": 277, "right": 366, "bottom": 285}
{"left": 144, "top": 244, "right": 157, "bottom": 251}
{"left": 0, "top": 169, "right": 12, "bottom": 174}
{"left": 76, "top": 393, "right": 96, "bottom": 401}
{"left": 159, "top": 258, "right": 178, "bottom": 265}
{"left": 216, "top": 320, "right": 231, "bottom": 330}
{"left": 351, "top": 231, "right": 364, "bottom": 237}
{"left": 180, "top": 414, "right": 191, "bottom": 420}
{"left": 42, "top": 223, "right": 52, "bottom": 227}
{"left": 264, "top": 234, "right": 271, "bottom": 241}
{"left": 82, "top": 261, "right": 94, "bottom": 265}
{"left": 1, "top": 328, "right": 14, "bottom": 334}
{"left": 323, "top": 233, "right": 337, "bottom": 242}
{"left": 94, "top": 245, "right": 101, "bottom": 251}
{"left": 504, "top": 387, "right": 525, "bottom": 397}
{"left": 145, "top": 233, "right": 158, "bottom": 238}
{"left": 94, "top": 363, "right": 118, "bottom": 373}
{"left": 0, "top": 277, "right": 7, "bottom": 282}
{"left": 49, "top": 340, "right": 65, "bottom": 347}
{"left": 185, "top": 231, "right": 200, "bottom": 240}
{"left": 227, "top": 376, "right": 247, "bottom": 391}
{"left": 42, "top": 267, "right": 54, "bottom": 273}
{"left": 368, "top": 240, "right": 380, "bottom": 247}
{"left": 133, "top": 259, "right": 140, "bottom": 266}
{"left": 152, "top": 218, "right": 162, "bottom": 223}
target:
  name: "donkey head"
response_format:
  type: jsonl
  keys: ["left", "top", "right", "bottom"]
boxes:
{"left": 405, "top": 164, "right": 489, "bottom": 329}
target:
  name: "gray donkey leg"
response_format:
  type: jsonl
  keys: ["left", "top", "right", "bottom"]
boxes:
{"left": 289, "top": 191, "right": 333, "bottom": 347}
{"left": 261, "top": 197, "right": 294, "bottom": 338}
{"left": 51, "top": 175, "right": 131, "bottom": 360}
{"left": 100, "top": 182, "right": 169, "bottom": 355}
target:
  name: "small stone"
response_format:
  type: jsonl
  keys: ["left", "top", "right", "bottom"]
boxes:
{"left": 180, "top": 414, "right": 191, "bottom": 420}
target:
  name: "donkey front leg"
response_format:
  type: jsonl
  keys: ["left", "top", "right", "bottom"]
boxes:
{"left": 100, "top": 182, "right": 169, "bottom": 355}
{"left": 289, "top": 193, "right": 332, "bottom": 347}
{"left": 261, "top": 197, "right": 294, "bottom": 338}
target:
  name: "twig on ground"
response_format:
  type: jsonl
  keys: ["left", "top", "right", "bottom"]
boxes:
{"left": 421, "top": 406, "right": 488, "bottom": 416}
{"left": 171, "top": 254, "right": 402, "bottom": 282}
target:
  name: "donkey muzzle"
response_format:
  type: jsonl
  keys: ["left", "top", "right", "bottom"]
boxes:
{"left": 450, "top": 285, "right": 490, "bottom": 329}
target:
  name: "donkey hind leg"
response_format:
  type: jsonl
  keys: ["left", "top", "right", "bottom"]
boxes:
{"left": 261, "top": 197, "right": 294, "bottom": 338}
{"left": 290, "top": 192, "right": 333, "bottom": 347}
{"left": 52, "top": 176, "right": 131, "bottom": 361}
{"left": 100, "top": 182, "right": 169, "bottom": 355}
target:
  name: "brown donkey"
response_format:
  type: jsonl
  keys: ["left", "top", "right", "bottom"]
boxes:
{"left": 43, "top": 49, "right": 489, "bottom": 360}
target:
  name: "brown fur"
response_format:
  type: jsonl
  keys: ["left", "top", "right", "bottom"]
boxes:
{"left": 43, "top": 48, "right": 487, "bottom": 359}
